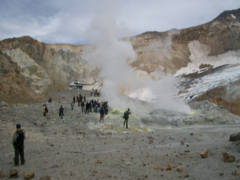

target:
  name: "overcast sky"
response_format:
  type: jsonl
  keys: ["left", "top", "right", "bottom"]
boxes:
{"left": 0, "top": 0, "right": 239, "bottom": 44}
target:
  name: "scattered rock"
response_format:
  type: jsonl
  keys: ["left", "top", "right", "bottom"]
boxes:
{"left": 92, "top": 170, "right": 98, "bottom": 176}
{"left": 166, "top": 164, "right": 172, "bottom": 171}
{"left": 185, "top": 150, "right": 190, "bottom": 153}
{"left": 219, "top": 172, "right": 224, "bottom": 176}
{"left": 0, "top": 171, "right": 5, "bottom": 178}
{"left": 50, "top": 164, "right": 59, "bottom": 168}
{"left": 177, "top": 167, "right": 183, "bottom": 172}
{"left": 232, "top": 169, "right": 237, "bottom": 176}
{"left": 229, "top": 132, "right": 240, "bottom": 141}
{"left": 190, "top": 132, "right": 194, "bottom": 136}
{"left": 184, "top": 174, "right": 190, "bottom": 178}
{"left": 24, "top": 173, "right": 34, "bottom": 179}
{"left": 125, "top": 161, "right": 132, "bottom": 166}
{"left": 222, "top": 152, "right": 236, "bottom": 162}
{"left": 39, "top": 176, "right": 51, "bottom": 180}
{"left": 199, "top": 64, "right": 213, "bottom": 69}
{"left": 180, "top": 141, "right": 184, "bottom": 145}
{"left": 9, "top": 169, "right": 19, "bottom": 178}
{"left": 147, "top": 136, "right": 154, "bottom": 144}
{"left": 96, "top": 160, "right": 103, "bottom": 164}
{"left": 236, "top": 163, "right": 240, "bottom": 168}
{"left": 200, "top": 150, "right": 208, "bottom": 158}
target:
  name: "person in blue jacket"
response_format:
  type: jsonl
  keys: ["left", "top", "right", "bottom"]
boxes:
{"left": 99, "top": 107, "right": 105, "bottom": 122}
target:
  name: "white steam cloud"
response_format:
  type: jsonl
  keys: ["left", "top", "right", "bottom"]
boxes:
{"left": 83, "top": 1, "right": 190, "bottom": 115}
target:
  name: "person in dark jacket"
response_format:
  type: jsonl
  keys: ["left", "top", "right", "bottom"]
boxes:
{"left": 81, "top": 101, "right": 85, "bottom": 113}
{"left": 12, "top": 124, "right": 25, "bottom": 166}
{"left": 123, "top": 108, "right": 131, "bottom": 129}
{"left": 59, "top": 105, "right": 64, "bottom": 119}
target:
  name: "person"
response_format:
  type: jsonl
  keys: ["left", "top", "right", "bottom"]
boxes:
{"left": 123, "top": 108, "right": 131, "bottom": 129}
{"left": 48, "top": 98, "right": 52, "bottom": 103}
{"left": 71, "top": 101, "right": 74, "bottom": 110}
{"left": 73, "top": 96, "right": 76, "bottom": 104}
{"left": 12, "top": 124, "right": 25, "bottom": 166}
{"left": 59, "top": 105, "right": 64, "bottom": 119}
{"left": 42, "top": 104, "right": 48, "bottom": 117}
{"left": 81, "top": 101, "right": 85, "bottom": 113}
{"left": 99, "top": 107, "right": 105, "bottom": 122}
{"left": 77, "top": 96, "right": 80, "bottom": 107}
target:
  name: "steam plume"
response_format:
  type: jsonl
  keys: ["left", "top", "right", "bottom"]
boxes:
{"left": 83, "top": 1, "right": 190, "bottom": 115}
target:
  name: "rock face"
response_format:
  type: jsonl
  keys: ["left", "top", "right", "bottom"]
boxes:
{"left": 0, "top": 8, "right": 240, "bottom": 110}
{"left": 130, "top": 8, "right": 240, "bottom": 74}
{"left": 0, "top": 37, "right": 99, "bottom": 103}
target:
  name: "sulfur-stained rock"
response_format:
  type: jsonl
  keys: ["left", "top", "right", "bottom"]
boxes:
{"left": 222, "top": 152, "right": 236, "bottom": 162}
{"left": 166, "top": 164, "right": 172, "bottom": 171}
{"left": 200, "top": 150, "right": 208, "bottom": 158}
{"left": 24, "top": 173, "right": 34, "bottom": 179}
{"left": 177, "top": 167, "right": 183, "bottom": 172}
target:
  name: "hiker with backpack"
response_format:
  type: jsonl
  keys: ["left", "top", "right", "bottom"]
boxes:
{"left": 123, "top": 108, "right": 131, "bottom": 129}
{"left": 42, "top": 104, "right": 48, "bottom": 117}
{"left": 12, "top": 124, "right": 25, "bottom": 166}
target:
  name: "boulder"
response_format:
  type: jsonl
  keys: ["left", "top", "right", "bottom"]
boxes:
{"left": 24, "top": 173, "right": 34, "bottom": 179}
{"left": 222, "top": 152, "right": 236, "bottom": 162}
{"left": 9, "top": 169, "right": 18, "bottom": 178}
{"left": 229, "top": 132, "right": 240, "bottom": 141}
{"left": 177, "top": 167, "right": 183, "bottom": 172}
{"left": 166, "top": 164, "right": 172, "bottom": 171}
{"left": 200, "top": 150, "right": 208, "bottom": 158}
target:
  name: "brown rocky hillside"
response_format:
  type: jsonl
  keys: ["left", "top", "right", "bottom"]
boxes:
{"left": 0, "top": 8, "right": 240, "bottom": 113}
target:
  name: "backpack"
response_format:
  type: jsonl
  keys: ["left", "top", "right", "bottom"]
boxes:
{"left": 15, "top": 130, "right": 24, "bottom": 147}
{"left": 123, "top": 112, "right": 127, "bottom": 119}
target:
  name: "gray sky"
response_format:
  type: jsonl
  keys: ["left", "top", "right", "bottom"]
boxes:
{"left": 0, "top": 0, "right": 239, "bottom": 44}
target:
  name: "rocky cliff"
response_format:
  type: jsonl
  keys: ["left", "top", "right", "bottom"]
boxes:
{"left": 0, "top": 37, "right": 99, "bottom": 103}
{"left": 0, "top": 8, "right": 240, "bottom": 114}
{"left": 130, "top": 8, "right": 240, "bottom": 74}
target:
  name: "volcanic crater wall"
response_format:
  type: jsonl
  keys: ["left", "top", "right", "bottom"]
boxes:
{"left": 0, "top": 8, "right": 240, "bottom": 109}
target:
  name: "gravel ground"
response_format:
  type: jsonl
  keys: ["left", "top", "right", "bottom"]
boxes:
{"left": 1, "top": 90, "right": 240, "bottom": 180}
